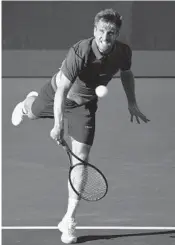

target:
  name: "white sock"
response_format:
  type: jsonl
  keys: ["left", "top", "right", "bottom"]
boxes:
{"left": 64, "top": 198, "right": 80, "bottom": 220}
{"left": 21, "top": 101, "right": 27, "bottom": 114}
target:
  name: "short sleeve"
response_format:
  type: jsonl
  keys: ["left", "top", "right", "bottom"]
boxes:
{"left": 120, "top": 44, "right": 132, "bottom": 71}
{"left": 60, "top": 46, "right": 84, "bottom": 83}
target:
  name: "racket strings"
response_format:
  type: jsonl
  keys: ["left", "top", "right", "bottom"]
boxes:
{"left": 70, "top": 165, "right": 107, "bottom": 201}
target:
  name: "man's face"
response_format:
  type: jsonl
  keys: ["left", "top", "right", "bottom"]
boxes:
{"left": 94, "top": 19, "right": 119, "bottom": 54}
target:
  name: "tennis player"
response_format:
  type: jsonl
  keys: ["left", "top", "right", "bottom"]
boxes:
{"left": 11, "top": 9, "right": 150, "bottom": 243}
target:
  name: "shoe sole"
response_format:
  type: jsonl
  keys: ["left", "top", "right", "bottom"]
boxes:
{"left": 58, "top": 222, "right": 77, "bottom": 243}
{"left": 61, "top": 234, "right": 77, "bottom": 244}
{"left": 11, "top": 102, "right": 24, "bottom": 126}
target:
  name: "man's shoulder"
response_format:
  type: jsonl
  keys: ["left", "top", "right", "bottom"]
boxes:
{"left": 116, "top": 40, "right": 131, "bottom": 49}
{"left": 72, "top": 37, "right": 93, "bottom": 57}
{"left": 115, "top": 40, "right": 132, "bottom": 55}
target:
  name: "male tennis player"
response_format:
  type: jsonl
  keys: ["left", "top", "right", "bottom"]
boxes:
{"left": 12, "top": 9, "right": 150, "bottom": 244}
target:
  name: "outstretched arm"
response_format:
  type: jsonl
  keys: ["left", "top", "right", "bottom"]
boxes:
{"left": 120, "top": 69, "right": 136, "bottom": 104}
{"left": 120, "top": 70, "right": 150, "bottom": 124}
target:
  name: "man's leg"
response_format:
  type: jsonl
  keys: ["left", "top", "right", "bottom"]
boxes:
{"left": 66, "top": 137, "right": 91, "bottom": 218}
{"left": 12, "top": 81, "right": 56, "bottom": 126}
{"left": 58, "top": 104, "right": 96, "bottom": 243}
{"left": 60, "top": 111, "right": 95, "bottom": 221}
{"left": 59, "top": 137, "right": 91, "bottom": 244}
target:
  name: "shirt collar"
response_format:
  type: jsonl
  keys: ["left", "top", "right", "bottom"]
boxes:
{"left": 92, "top": 38, "right": 117, "bottom": 60}
{"left": 92, "top": 39, "right": 103, "bottom": 60}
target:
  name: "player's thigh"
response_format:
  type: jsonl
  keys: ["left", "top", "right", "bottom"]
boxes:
{"left": 71, "top": 137, "right": 91, "bottom": 165}
{"left": 66, "top": 111, "right": 96, "bottom": 147}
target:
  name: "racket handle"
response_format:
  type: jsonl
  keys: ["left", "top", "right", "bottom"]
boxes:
{"left": 56, "top": 139, "right": 68, "bottom": 151}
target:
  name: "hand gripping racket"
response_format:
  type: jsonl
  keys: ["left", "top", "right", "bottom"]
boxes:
{"left": 58, "top": 139, "right": 108, "bottom": 201}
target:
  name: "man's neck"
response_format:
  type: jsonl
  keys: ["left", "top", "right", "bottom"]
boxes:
{"left": 99, "top": 43, "right": 115, "bottom": 56}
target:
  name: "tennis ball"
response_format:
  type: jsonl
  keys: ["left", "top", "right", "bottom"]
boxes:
{"left": 95, "top": 85, "right": 108, "bottom": 98}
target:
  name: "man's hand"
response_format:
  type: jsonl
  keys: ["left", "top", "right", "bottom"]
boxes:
{"left": 50, "top": 126, "right": 64, "bottom": 144}
{"left": 128, "top": 103, "right": 150, "bottom": 124}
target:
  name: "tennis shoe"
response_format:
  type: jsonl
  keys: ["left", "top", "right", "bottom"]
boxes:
{"left": 11, "top": 91, "right": 38, "bottom": 126}
{"left": 11, "top": 102, "right": 26, "bottom": 126}
{"left": 58, "top": 218, "right": 77, "bottom": 244}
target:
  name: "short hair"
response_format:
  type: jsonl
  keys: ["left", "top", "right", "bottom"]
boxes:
{"left": 94, "top": 9, "right": 122, "bottom": 29}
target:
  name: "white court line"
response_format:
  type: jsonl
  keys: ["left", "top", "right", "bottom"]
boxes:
{"left": 2, "top": 226, "right": 175, "bottom": 230}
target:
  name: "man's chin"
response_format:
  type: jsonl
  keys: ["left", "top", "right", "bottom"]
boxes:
{"left": 100, "top": 47, "right": 111, "bottom": 54}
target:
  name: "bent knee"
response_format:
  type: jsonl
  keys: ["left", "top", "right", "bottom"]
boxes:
{"left": 75, "top": 152, "right": 88, "bottom": 162}
{"left": 71, "top": 137, "right": 91, "bottom": 164}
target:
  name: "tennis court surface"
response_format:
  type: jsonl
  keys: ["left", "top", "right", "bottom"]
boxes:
{"left": 2, "top": 78, "right": 175, "bottom": 228}
{"left": 2, "top": 229, "right": 175, "bottom": 245}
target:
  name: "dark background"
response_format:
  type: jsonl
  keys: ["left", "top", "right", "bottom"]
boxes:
{"left": 2, "top": 1, "right": 175, "bottom": 50}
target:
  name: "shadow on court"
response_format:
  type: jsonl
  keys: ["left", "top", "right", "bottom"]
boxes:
{"left": 2, "top": 230, "right": 175, "bottom": 245}
{"left": 77, "top": 230, "right": 175, "bottom": 243}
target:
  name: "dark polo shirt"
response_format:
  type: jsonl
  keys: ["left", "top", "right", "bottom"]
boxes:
{"left": 53, "top": 37, "right": 132, "bottom": 105}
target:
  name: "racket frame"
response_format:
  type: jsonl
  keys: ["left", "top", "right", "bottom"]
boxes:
{"left": 58, "top": 139, "right": 108, "bottom": 201}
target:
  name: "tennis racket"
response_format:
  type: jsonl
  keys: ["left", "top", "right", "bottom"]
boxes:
{"left": 57, "top": 139, "right": 108, "bottom": 201}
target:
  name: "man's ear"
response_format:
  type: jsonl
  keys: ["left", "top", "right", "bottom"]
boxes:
{"left": 93, "top": 26, "right": 97, "bottom": 36}
{"left": 116, "top": 31, "right": 120, "bottom": 39}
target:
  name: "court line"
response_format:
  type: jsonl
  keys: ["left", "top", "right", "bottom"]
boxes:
{"left": 2, "top": 226, "right": 175, "bottom": 230}
{"left": 2, "top": 76, "right": 175, "bottom": 79}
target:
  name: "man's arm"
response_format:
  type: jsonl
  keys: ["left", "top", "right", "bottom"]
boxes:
{"left": 50, "top": 42, "right": 84, "bottom": 142}
{"left": 54, "top": 71, "right": 72, "bottom": 128}
{"left": 120, "top": 69, "right": 136, "bottom": 105}
{"left": 50, "top": 71, "right": 72, "bottom": 142}
{"left": 120, "top": 69, "right": 150, "bottom": 124}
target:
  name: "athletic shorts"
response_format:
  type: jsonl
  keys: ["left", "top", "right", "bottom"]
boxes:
{"left": 31, "top": 81, "right": 98, "bottom": 146}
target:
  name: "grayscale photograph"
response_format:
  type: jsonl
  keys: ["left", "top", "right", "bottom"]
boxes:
{"left": 2, "top": 1, "right": 175, "bottom": 244}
